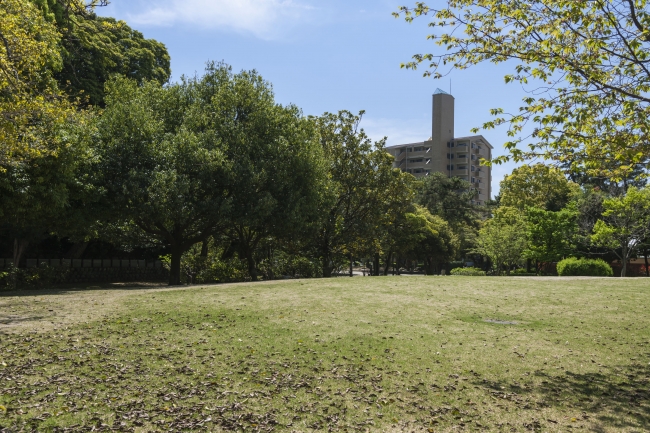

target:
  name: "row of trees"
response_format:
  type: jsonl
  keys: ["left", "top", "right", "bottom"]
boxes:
{"left": 0, "top": 0, "right": 475, "bottom": 285}
{"left": 2, "top": 57, "right": 477, "bottom": 284}
{"left": 5, "top": 1, "right": 650, "bottom": 285}
{"left": 474, "top": 165, "right": 650, "bottom": 277}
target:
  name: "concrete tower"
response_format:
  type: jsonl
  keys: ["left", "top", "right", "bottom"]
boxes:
{"left": 431, "top": 88, "right": 455, "bottom": 149}
{"left": 386, "top": 89, "right": 493, "bottom": 205}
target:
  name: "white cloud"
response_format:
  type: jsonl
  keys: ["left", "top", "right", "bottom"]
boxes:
{"left": 126, "top": 0, "right": 314, "bottom": 39}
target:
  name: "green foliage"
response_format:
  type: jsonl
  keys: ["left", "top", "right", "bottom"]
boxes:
{"left": 557, "top": 257, "right": 613, "bottom": 277}
{"left": 415, "top": 171, "right": 479, "bottom": 258}
{"left": 258, "top": 252, "right": 321, "bottom": 279}
{"left": 473, "top": 219, "right": 527, "bottom": 275}
{"left": 407, "top": 205, "right": 459, "bottom": 274}
{"left": 30, "top": 0, "right": 171, "bottom": 107}
{"left": 0, "top": 264, "right": 70, "bottom": 291}
{"left": 0, "top": 0, "right": 78, "bottom": 166}
{"left": 160, "top": 246, "right": 249, "bottom": 285}
{"left": 511, "top": 268, "right": 536, "bottom": 276}
{"left": 311, "top": 110, "right": 399, "bottom": 277}
{"left": 449, "top": 267, "right": 485, "bottom": 276}
{"left": 499, "top": 164, "right": 578, "bottom": 212}
{"left": 222, "top": 71, "right": 326, "bottom": 281}
{"left": 92, "top": 63, "right": 326, "bottom": 285}
{"left": 91, "top": 73, "right": 230, "bottom": 285}
{"left": 394, "top": 2, "right": 650, "bottom": 180}
{"left": 416, "top": 172, "right": 477, "bottom": 224}
{"left": 524, "top": 206, "right": 578, "bottom": 263}
{"left": 591, "top": 186, "right": 650, "bottom": 276}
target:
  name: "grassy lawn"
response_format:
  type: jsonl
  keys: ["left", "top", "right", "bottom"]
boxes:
{"left": 0, "top": 276, "right": 649, "bottom": 432}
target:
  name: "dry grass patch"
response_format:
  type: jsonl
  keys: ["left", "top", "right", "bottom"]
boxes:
{"left": 0, "top": 276, "right": 649, "bottom": 432}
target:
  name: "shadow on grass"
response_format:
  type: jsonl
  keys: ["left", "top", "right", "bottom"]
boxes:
{"left": 0, "top": 281, "right": 170, "bottom": 298}
{"left": 477, "top": 355, "right": 650, "bottom": 431}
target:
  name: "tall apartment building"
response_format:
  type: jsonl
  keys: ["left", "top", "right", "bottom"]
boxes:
{"left": 386, "top": 89, "right": 493, "bottom": 205}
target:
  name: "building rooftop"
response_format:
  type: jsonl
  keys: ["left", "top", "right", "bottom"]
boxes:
{"left": 451, "top": 135, "right": 494, "bottom": 149}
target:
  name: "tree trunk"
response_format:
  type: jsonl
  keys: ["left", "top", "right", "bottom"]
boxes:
{"left": 321, "top": 249, "right": 333, "bottom": 278}
{"left": 13, "top": 238, "right": 29, "bottom": 267}
{"left": 373, "top": 253, "right": 380, "bottom": 276}
{"left": 349, "top": 254, "right": 353, "bottom": 277}
{"left": 169, "top": 245, "right": 183, "bottom": 286}
{"left": 383, "top": 252, "right": 392, "bottom": 276}
{"left": 201, "top": 239, "right": 209, "bottom": 257}
{"left": 645, "top": 248, "right": 649, "bottom": 277}
{"left": 245, "top": 248, "right": 258, "bottom": 281}
{"left": 526, "top": 258, "right": 532, "bottom": 273}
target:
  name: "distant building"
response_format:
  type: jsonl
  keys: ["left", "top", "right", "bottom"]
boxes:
{"left": 386, "top": 89, "right": 493, "bottom": 205}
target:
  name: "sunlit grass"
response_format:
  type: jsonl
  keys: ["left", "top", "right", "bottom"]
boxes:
{"left": 1, "top": 276, "right": 649, "bottom": 432}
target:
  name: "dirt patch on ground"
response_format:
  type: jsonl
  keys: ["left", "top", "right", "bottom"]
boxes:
{"left": 0, "top": 280, "right": 291, "bottom": 334}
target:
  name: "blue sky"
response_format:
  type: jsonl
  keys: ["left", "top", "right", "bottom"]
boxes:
{"left": 100, "top": 0, "right": 530, "bottom": 197}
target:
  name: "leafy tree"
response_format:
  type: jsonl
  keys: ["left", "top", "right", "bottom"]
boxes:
{"left": 0, "top": 0, "right": 77, "bottom": 166}
{"left": 92, "top": 64, "right": 326, "bottom": 285}
{"left": 416, "top": 172, "right": 477, "bottom": 224}
{"left": 473, "top": 219, "right": 527, "bottom": 275}
{"left": 500, "top": 164, "right": 578, "bottom": 211}
{"left": 91, "top": 75, "right": 230, "bottom": 285}
{"left": 408, "top": 205, "right": 459, "bottom": 274}
{"left": 373, "top": 169, "right": 417, "bottom": 275}
{"left": 524, "top": 206, "right": 578, "bottom": 266}
{"left": 415, "top": 171, "right": 479, "bottom": 256}
{"left": 0, "top": 131, "right": 88, "bottom": 266}
{"left": 591, "top": 186, "right": 650, "bottom": 277}
{"left": 312, "top": 111, "right": 396, "bottom": 277}
{"left": 394, "top": 1, "right": 650, "bottom": 180}
{"left": 219, "top": 71, "right": 327, "bottom": 281}
{"left": 31, "top": 0, "right": 171, "bottom": 107}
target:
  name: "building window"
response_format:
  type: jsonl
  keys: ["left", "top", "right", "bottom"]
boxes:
{"left": 471, "top": 177, "right": 476, "bottom": 183}
{"left": 457, "top": 154, "right": 467, "bottom": 158}
{"left": 457, "top": 142, "right": 467, "bottom": 147}
{"left": 447, "top": 142, "right": 455, "bottom": 148}
{"left": 425, "top": 170, "right": 431, "bottom": 175}
{"left": 447, "top": 164, "right": 454, "bottom": 170}
{"left": 409, "top": 158, "right": 423, "bottom": 163}
{"left": 425, "top": 147, "right": 431, "bottom": 152}
{"left": 458, "top": 165, "right": 467, "bottom": 169}
{"left": 471, "top": 165, "right": 476, "bottom": 172}
{"left": 414, "top": 146, "right": 423, "bottom": 151}
{"left": 413, "top": 169, "right": 423, "bottom": 173}
{"left": 447, "top": 153, "right": 454, "bottom": 159}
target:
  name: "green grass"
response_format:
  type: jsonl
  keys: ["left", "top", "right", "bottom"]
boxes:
{"left": 0, "top": 276, "right": 649, "bottom": 432}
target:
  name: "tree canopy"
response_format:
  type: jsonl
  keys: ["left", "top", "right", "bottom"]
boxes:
{"left": 499, "top": 164, "right": 577, "bottom": 211}
{"left": 0, "top": 0, "right": 76, "bottom": 166}
{"left": 31, "top": 0, "right": 171, "bottom": 107}
{"left": 395, "top": 1, "right": 650, "bottom": 180}
{"left": 591, "top": 186, "right": 650, "bottom": 276}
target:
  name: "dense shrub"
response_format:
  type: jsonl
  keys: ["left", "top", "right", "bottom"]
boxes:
{"left": 511, "top": 268, "right": 537, "bottom": 276}
{"left": 0, "top": 265, "right": 70, "bottom": 291}
{"left": 450, "top": 267, "right": 486, "bottom": 276}
{"left": 557, "top": 257, "right": 613, "bottom": 277}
